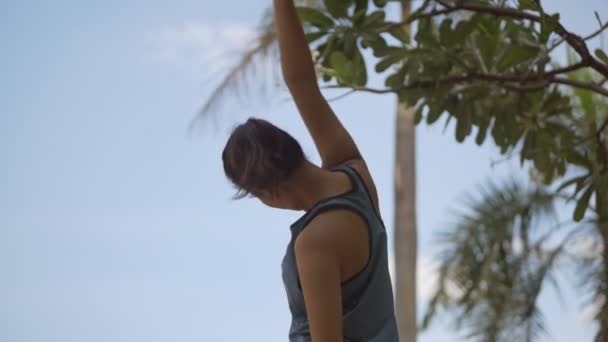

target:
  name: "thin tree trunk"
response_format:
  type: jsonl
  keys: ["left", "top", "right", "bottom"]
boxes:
{"left": 595, "top": 198, "right": 608, "bottom": 342}
{"left": 394, "top": 2, "right": 417, "bottom": 341}
{"left": 594, "top": 218, "right": 608, "bottom": 342}
{"left": 595, "top": 142, "right": 608, "bottom": 342}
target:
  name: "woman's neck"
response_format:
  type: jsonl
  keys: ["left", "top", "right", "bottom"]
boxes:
{"left": 288, "top": 162, "right": 348, "bottom": 211}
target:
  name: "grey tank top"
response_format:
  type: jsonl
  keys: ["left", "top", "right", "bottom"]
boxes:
{"left": 281, "top": 164, "right": 400, "bottom": 342}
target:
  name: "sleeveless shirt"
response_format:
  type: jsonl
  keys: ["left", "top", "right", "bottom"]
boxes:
{"left": 281, "top": 164, "right": 400, "bottom": 342}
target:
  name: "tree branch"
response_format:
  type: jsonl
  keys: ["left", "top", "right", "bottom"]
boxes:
{"left": 501, "top": 81, "right": 549, "bottom": 92}
{"left": 326, "top": 85, "right": 394, "bottom": 94}
{"left": 416, "top": 1, "right": 608, "bottom": 79}
{"left": 325, "top": 70, "right": 608, "bottom": 97}
{"left": 550, "top": 77, "right": 608, "bottom": 97}
{"left": 413, "top": 7, "right": 457, "bottom": 20}
{"left": 326, "top": 89, "right": 356, "bottom": 102}
{"left": 434, "top": 0, "right": 542, "bottom": 22}
{"left": 545, "top": 62, "right": 587, "bottom": 77}
{"left": 584, "top": 21, "right": 608, "bottom": 41}
{"left": 545, "top": 22, "right": 608, "bottom": 78}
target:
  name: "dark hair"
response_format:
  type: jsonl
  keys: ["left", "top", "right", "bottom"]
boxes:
{"left": 222, "top": 117, "right": 306, "bottom": 199}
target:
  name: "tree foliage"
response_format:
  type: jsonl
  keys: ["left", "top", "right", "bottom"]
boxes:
{"left": 421, "top": 179, "right": 586, "bottom": 341}
{"left": 294, "top": 0, "right": 608, "bottom": 223}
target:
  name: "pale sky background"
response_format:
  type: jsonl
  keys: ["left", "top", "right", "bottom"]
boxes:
{"left": 1, "top": 0, "right": 607, "bottom": 341}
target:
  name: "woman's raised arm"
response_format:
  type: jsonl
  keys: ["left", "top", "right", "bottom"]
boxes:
{"left": 273, "top": 0, "right": 363, "bottom": 168}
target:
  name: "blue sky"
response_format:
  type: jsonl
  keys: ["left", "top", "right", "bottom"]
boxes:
{"left": 1, "top": 0, "right": 606, "bottom": 341}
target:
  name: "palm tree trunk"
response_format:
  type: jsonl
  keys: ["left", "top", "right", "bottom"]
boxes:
{"left": 394, "top": 1, "right": 417, "bottom": 341}
{"left": 595, "top": 143, "right": 608, "bottom": 342}
{"left": 595, "top": 197, "right": 608, "bottom": 342}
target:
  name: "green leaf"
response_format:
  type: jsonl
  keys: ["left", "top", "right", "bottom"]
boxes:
{"left": 476, "top": 30, "right": 498, "bottom": 71}
{"left": 573, "top": 185, "right": 594, "bottom": 222}
{"left": 415, "top": 17, "right": 440, "bottom": 48}
{"left": 496, "top": 45, "right": 540, "bottom": 71}
{"left": 476, "top": 126, "right": 488, "bottom": 145}
{"left": 362, "top": 10, "right": 386, "bottom": 29}
{"left": 375, "top": 54, "right": 401, "bottom": 73}
{"left": 518, "top": 0, "right": 538, "bottom": 11}
{"left": 344, "top": 31, "right": 357, "bottom": 58}
{"left": 566, "top": 151, "right": 590, "bottom": 167}
{"left": 352, "top": 49, "right": 368, "bottom": 86}
{"left": 407, "top": 0, "right": 432, "bottom": 24}
{"left": 388, "top": 26, "right": 409, "bottom": 44}
{"left": 574, "top": 173, "right": 588, "bottom": 197}
{"left": 439, "top": 18, "right": 454, "bottom": 47}
{"left": 595, "top": 49, "right": 608, "bottom": 64}
{"left": 540, "top": 14, "right": 560, "bottom": 43}
{"left": 304, "top": 31, "right": 327, "bottom": 43}
{"left": 455, "top": 112, "right": 472, "bottom": 142}
{"left": 426, "top": 103, "right": 443, "bottom": 124}
{"left": 316, "top": 33, "right": 337, "bottom": 63}
{"left": 352, "top": 8, "right": 367, "bottom": 27}
{"left": 366, "top": 37, "right": 394, "bottom": 57}
{"left": 574, "top": 86, "right": 595, "bottom": 119}
{"left": 296, "top": 7, "right": 334, "bottom": 29}
{"left": 373, "top": 0, "right": 389, "bottom": 8}
{"left": 329, "top": 49, "right": 367, "bottom": 86}
{"left": 475, "top": 109, "right": 490, "bottom": 146}
{"left": 385, "top": 68, "right": 406, "bottom": 88}
{"left": 324, "top": 0, "right": 350, "bottom": 18}
{"left": 376, "top": 49, "right": 406, "bottom": 73}
{"left": 354, "top": 0, "right": 368, "bottom": 15}
{"left": 452, "top": 15, "right": 481, "bottom": 45}
{"left": 330, "top": 51, "right": 350, "bottom": 83}
{"left": 557, "top": 174, "right": 588, "bottom": 192}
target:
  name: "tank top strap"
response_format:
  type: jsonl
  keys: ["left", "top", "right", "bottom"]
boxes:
{"left": 329, "top": 164, "right": 369, "bottom": 198}
{"left": 290, "top": 163, "right": 383, "bottom": 235}
{"left": 330, "top": 164, "right": 384, "bottom": 226}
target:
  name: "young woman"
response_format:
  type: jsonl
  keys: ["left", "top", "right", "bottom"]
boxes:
{"left": 221, "top": 1, "right": 400, "bottom": 341}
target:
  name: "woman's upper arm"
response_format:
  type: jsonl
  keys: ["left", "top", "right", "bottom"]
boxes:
{"left": 287, "top": 81, "right": 363, "bottom": 168}
{"left": 294, "top": 218, "right": 344, "bottom": 342}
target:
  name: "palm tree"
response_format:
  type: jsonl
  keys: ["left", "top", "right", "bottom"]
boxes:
{"left": 195, "top": 1, "right": 418, "bottom": 341}
{"left": 419, "top": 177, "right": 604, "bottom": 342}
{"left": 394, "top": 1, "right": 417, "bottom": 341}
{"left": 421, "top": 64, "right": 608, "bottom": 341}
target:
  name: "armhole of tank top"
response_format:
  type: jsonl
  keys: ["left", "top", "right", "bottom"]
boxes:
{"left": 341, "top": 164, "right": 386, "bottom": 228}
{"left": 290, "top": 166, "right": 358, "bottom": 231}
{"left": 294, "top": 201, "right": 373, "bottom": 292}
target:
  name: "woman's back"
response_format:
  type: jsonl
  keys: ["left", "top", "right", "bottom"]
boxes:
{"left": 281, "top": 163, "right": 399, "bottom": 342}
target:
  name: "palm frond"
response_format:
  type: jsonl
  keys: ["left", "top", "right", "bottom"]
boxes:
{"left": 188, "top": 13, "right": 278, "bottom": 134}
{"left": 189, "top": 0, "right": 326, "bottom": 134}
{"left": 422, "top": 178, "right": 568, "bottom": 341}
{"left": 567, "top": 219, "right": 607, "bottom": 341}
